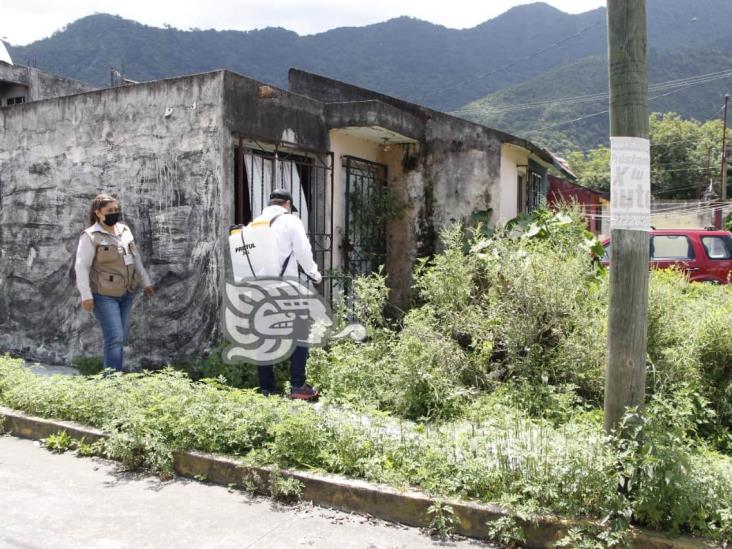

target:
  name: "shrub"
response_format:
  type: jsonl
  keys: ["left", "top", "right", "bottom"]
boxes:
{"left": 352, "top": 266, "right": 390, "bottom": 330}
{"left": 44, "top": 430, "right": 75, "bottom": 453}
{"left": 646, "top": 269, "right": 732, "bottom": 450}
{"left": 170, "top": 342, "right": 290, "bottom": 392}
{"left": 71, "top": 355, "right": 104, "bottom": 375}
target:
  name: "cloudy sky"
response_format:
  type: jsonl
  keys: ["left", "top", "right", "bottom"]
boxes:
{"left": 4, "top": 0, "right": 605, "bottom": 46}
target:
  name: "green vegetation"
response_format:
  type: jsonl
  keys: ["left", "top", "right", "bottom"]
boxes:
{"left": 71, "top": 355, "right": 104, "bottom": 376}
{"left": 566, "top": 113, "right": 727, "bottom": 199}
{"left": 268, "top": 468, "right": 303, "bottom": 503}
{"left": 458, "top": 45, "right": 732, "bottom": 153}
{"left": 2, "top": 210, "right": 732, "bottom": 542}
{"left": 43, "top": 431, "right": 75, "bottom": 453}
{"left": 170, "top": 342, "right": 290, "bottom": 390}
{"left": 486, "top": 516, "right": 526, "bottom": 547}
{"left": 426, "top": 500, "right": 456, "bottom": 538}
{"left": 43, "top": 431, "right": 98, "bottom": 456}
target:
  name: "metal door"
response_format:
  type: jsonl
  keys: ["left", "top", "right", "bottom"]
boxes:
{"left": 343, "top": 156, "right": 388, "bottom": 278}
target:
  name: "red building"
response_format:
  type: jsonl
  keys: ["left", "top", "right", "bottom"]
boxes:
{"left": 547, "top": 175, "right": 609, "bottom": 236}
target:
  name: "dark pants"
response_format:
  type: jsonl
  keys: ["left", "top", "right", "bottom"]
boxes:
{"left": 257, "top": 346, "right": 308, "bottom": 393}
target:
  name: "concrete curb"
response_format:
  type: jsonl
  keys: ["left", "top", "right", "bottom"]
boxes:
{"left": 0, "top": 406, "right": 715, "bottom": 548}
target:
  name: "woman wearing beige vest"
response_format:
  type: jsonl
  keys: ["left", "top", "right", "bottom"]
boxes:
{"left": 74, "top": 194, "right": 155, "bottom": 372}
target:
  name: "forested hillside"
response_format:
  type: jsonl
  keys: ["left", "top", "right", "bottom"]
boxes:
{"left": 6, "top": 0, "right": 732, "bottom": 151}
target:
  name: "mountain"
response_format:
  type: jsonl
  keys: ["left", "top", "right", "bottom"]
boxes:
{"left": 7, "top": 6, "right": 606, "bottom": 111}
{"left": 458, "top": 44, "right": 732, "bottom": 153}
{"left": 5, "top": 0, "right": 732, "bottom": 147}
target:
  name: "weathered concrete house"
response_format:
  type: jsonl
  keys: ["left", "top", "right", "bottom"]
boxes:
{"left": 0, "top": 59, "right": 572, "bottom": 366}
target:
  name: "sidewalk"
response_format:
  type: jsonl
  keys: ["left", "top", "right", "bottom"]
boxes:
{"left": 24, "top": 361, "right": 79, "bottom": 377}
{"left": 0, "top": 436, "right": 495, "bottom": 548}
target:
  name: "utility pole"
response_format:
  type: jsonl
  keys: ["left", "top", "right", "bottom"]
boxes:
{"left": 717, "top": 95, "right": 729, "bottom": 229}
{"left": 719, "top": 95, "right": 729, "bottom": 225}
{"left": 604, "top": 0, "right": 651, "bottom": 435}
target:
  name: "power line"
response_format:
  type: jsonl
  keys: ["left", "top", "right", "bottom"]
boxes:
{"left": 451, "top": 68, "right": 732, "bottom": 117}
{"left": 651, "top": 165, "right": 717, "bottom": 173}
{"left": 527, "top": 108, "right": 610, "bottom": 133}
{"left": 563, "top": 136, "right": 721, "bottom": 156}
{"left": 527, "top": 80, "right": 730, "bottom": 137}
{"left": 578, "top": 202, "right": 729, "bottom": 220}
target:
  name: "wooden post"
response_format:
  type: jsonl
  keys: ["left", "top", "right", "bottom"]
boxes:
{"left": 604, "top": 0, "right": 650, "bottom": 435}
{"left": 720, "top": 95, "right": 729, "bottom": 229}
{"left": 714, "top": 95, "right": 729, "bottom": 228}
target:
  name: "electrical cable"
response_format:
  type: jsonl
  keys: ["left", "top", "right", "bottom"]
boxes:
{"left": 451, "top": 69, "right": 732, "bottom": 117}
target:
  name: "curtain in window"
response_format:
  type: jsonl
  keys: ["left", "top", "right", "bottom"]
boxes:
{"left": 245, "top": 152, "right": 309, "bottom": 224}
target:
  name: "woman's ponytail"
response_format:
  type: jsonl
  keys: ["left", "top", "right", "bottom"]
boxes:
{"left": 86, "top": 194, "right": 117, "bottom": 228}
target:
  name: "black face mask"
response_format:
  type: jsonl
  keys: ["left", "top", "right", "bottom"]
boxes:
{"left": 101, "top": 212, "right": 121, "bottom": 225}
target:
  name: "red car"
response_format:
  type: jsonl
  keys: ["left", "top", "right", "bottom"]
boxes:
{"left": 601, "top": 229, "right": 732, "bottom": 284}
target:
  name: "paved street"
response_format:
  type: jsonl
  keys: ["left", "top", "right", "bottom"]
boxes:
{"left": 0, "top": 436, "right": 495, "bottom": 549}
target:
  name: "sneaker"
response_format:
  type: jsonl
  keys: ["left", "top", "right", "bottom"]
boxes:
{"left": 290, "top": 384, "right": 319, "bottom": 401}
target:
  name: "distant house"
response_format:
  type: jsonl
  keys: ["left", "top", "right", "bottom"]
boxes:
{"left": 547, "top": 175, "right": 609, "bottom": 236}
{"left": 0, "top": 55, "right": 94, "bottom": 106}
{"left": 0, "top": 61, "right": 573, "bottom": 366}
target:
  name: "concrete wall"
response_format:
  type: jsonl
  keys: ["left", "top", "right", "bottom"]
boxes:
{"left": 292, "top": 69, "right": 516, "bottom": 244}
{"left": 499, "top": 144, "right": 529, "bottom": 221}
{"left": 0, "top": 62, "right": 96, "bottom": 103}
{"left": 223, "top": 72, "right": 327, "bottom": 151}
{"left": 0, "top": 72, "right": 227, "bottom": 366}
{"left": 419, "top": 117, "right": 502, "bottom": 250}
{"left": 651, "top": 201, "right": 732, "bottom": 230}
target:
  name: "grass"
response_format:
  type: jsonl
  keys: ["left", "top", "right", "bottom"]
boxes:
{"left": 1, "top": 355, "right": 732, "bottom": 542}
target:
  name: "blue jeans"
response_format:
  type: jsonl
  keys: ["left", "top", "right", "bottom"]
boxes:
{"left": 257, "top": 346, "right": 308, "bottom": 393}
{"left": 92, "top": 292, "right": 135, "bottom": 372}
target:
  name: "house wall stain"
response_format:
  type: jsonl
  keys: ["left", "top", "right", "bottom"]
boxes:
{"left": 0, "top": 72, "right": 226, "bottom": 367}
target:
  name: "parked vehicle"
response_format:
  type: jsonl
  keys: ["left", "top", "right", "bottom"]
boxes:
{"left": 601, "top": 229, "right": 732, "bottom": 283}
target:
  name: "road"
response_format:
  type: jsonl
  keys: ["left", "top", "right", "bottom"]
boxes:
{"left": 0, "top": 436, "right": 495, "bottom": 549}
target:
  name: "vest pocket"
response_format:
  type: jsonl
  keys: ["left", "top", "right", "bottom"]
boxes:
{"left": 96, "top": 245, "right": 120, "bottom": 266}
{"left": 95, "top": 271, "right": 127, "bottom": 297}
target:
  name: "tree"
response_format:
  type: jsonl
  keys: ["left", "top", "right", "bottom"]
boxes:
{"left": 565, "top": 147, "right": 611, "bottom": 192}
{"left": 567, "top": 112, "right": 725, "bottom": 200}
{"left": 650, "top": 113, "right": 721, "bottom": 199}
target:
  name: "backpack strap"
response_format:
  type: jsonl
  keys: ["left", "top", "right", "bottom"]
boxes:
{"left": 270, "top": 213, "right": 294, "bottom": 278}
{"left": 268, "top": 213, "right": 285, "bottom": 226}
{"left": 239, "top": 226, "right": 259, "bottom": 281}
{"left": 279, "top": 254, "right": 292, "bottom": 278}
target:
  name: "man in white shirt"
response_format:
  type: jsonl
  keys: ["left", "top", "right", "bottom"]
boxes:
{"left": 257, "top": 188, "right": 322, "bottom": 400}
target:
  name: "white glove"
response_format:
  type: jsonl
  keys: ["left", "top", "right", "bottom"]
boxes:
{"left": 308, "top": 271, "right": 322, "bottom": 284}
